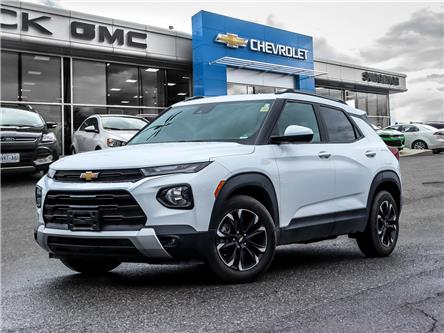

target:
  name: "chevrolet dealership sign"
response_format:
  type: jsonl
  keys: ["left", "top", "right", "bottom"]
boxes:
{"left": 216, "top": 32, "right": 309, "bottom": 60}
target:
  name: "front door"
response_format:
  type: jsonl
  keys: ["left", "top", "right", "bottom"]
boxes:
{"left": 271, "top": 101, "right": 336, "bottom": 235}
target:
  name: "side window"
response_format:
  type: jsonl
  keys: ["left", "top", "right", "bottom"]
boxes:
{"left": 404, "top": 125, "right": 418, "bottom": 132}
{"left": 79, "top": 119, "right": 91, "bottom": 131}
{"left": 89, "top": 118, "right": 99, "bottom": 130}
{"left": 273, "top": 102, "right": 321, "bottom": 142}
{"left": 320, "top": 106, "right": 357, "bottom": 143}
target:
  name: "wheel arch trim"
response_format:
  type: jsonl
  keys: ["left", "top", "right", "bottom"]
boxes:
{"left": 209, "top": 172, "right": 279, "bottom": 231}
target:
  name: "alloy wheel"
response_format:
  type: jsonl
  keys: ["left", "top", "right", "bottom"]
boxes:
{"left": 413, "top": 141, "right": 426, "bottom": 150}
{"left": 376, "top": 200, "right": 397, "bottom": 247}
{"left": 216, "top": 209, "right": 267, "bottom": 271}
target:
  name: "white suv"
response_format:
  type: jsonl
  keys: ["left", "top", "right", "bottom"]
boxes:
{"left": 35, "top": 92, "right": 402, "bottom": 282}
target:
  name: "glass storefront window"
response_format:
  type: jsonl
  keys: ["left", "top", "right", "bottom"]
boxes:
{"left": 73, "top": 60, "right": 106, "bottom": 105}
{"left": 377, "top": 94, "right": 388, "bottom": 118}
{"left": 345, "top": 90, "right": 356, "bottom": 107}
{"left": 107, "top": 63, "right": 139, "bottom": 106}
{"left": 356, "top": 92, "right": 367, "bottom": 111}
{"left": 315, "top": 87, "right": 344, "bottom": 100}
{"left": 73, "top": 106, "right": 107, "bottom": 130}
{"left": 166, "top": 70, "right": 191, "bottom": 105}
{"left": 254, "top": 86, "right": 276, "bottom": 94}
{"left": 1, "top": 51, "right": 19, "bottom": 101}
{"left": 367, "top": 93, "right": 377, "bottom": 117}
{"left": 21, "top": 54, "right": 61, "bottom": 103}
{"left": 141, "top": 67, "right": 165, "bottom": 107}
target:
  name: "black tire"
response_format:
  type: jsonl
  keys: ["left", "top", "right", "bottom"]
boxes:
{"left": 432, "top": 149, "right": 440, "bottom": 154}
{"left": 412, "top": 140, "right": 428, "bottom": 150}
{"left": 356, "top": 191, "right": 399, "bottom": 257}
{"left": 95, "top": 146, "right": 101, "bottom": 150}
{"left": 60, "top": 258, "right": 121, "bottom": 275}
{"left": 206, "top": 195, "right": 276, "bottom": 283}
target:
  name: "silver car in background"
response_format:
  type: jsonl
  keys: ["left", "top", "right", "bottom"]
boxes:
{"left": 71, "top": 115, "right": 148, "bottom": 154}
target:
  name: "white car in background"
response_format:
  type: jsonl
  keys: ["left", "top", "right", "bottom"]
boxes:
{"left": 386, "top": 124, "right": 444, "bottom": 154}
{"left": 71, "top": 115, "right": 148, "bottom": 154}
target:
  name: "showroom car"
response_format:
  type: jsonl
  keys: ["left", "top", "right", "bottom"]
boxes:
{"left": 35, "top": 91, "right": 402, "bottom": 282}
{"left": 0, "top": 103, "right": 59, "bottom": 173}
{"left": 386, "top": 123, "right": 444, "bottom": 154}
{"left": 372, "top": 124, "right": 405, "bottom": 150}
{"left": 71, "top": 115, "right": 148, "bottom": 154}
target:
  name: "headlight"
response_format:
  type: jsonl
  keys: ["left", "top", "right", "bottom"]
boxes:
{"left": 107, "top": 138, "right": 126, "bottom": 147}
{"left": 46, "top": 168, "right": 56, "bottom": 179}
{"left": 157, "top": 184, "right": 193, "bottom": 209}
{"left": 35, "top": 185, "right": 42, "bottom": 208}
{"left": 41, "top": 132, "right": 56, "bottom": 143}
{"left": 140, "top": 161, "right": 212, "bottom": 177}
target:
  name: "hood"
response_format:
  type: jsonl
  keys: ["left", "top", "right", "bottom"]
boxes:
{"left": 377, "top": 129, "right": 403, "bottom": 136}
{"left": 104, "top": 130, "right": 139, "bottom": 142}
{"left": 52, "top": 142, "right": 254, "bottom": 170}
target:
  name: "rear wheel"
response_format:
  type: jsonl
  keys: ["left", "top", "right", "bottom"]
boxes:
{"left": 206, "top": 195, "right": 276, "bottom": 283}
{"left": 356, "top": 191, "right": 399, "bottom": 257}
{"left": 60, "top": 258, "right": 121, "bottom": 274}
{"left": 432, "top": 149, "right": 440, "bottom": 154}
{"left": 412, "top": 140, "right": 427, "bottom": 150}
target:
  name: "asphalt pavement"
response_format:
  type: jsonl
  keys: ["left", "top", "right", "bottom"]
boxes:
{"left": 1, "top": 155, "right": 443, "bottom": 332}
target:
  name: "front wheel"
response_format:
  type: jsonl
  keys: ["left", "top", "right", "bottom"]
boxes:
{"left": 432, "top": 149, "right": 441, "bottom": 154}
{"left": 60, "top": 258, "right": 121, "bottom": 275}
{"left": 356, "top": 191, "right": 399, "bottom": 257}
{"left": 206, "top": 195, "right": 276, "bottom": 283}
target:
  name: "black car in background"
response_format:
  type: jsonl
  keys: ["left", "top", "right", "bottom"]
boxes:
{"left": 425, "top": 122, "right": 444, "bottom": 130}
{"left": 0, "top": 104, "right": 59, "bottom": 173}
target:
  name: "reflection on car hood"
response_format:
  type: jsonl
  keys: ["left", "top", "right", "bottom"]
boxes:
{"left": 105, "top": 130, "right": 139, "bottom": 142}
{"left": 52, "top": 142, "right": 255, "bottom": 170}
{"left": 377, "top": 129, "right": 403, "bottom": 136}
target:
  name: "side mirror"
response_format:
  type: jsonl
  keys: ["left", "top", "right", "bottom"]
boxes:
{"left": 84, "top": 125, "right": 99, "bottom": 133}
{"left": 46, "top": 122, "right": 57, "bottom": 129}
{"left": 270, "top": 125, "right": 314, "bottom": 144}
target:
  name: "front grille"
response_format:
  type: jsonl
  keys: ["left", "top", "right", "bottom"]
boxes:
{"left": 386, "top": 139, "right": 403, "bottom": 147}
{"left": 54, "top": 169, "right": 144, "bottom": 183}
{"left": 47, "top": 236, "right": 145, "bottom": 259}
{"left": 43, "top": 190, "right": 147, "bottom": 231}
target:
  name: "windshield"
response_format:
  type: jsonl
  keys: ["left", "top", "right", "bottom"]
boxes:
{"left": 0, "top": 107, "right": 44, "bottom": 127}
{"left": 102, "top": 117, "right": 147, "bottom": 131}
{"left": 129, "top": 100, "right": 273, "bottom": 145}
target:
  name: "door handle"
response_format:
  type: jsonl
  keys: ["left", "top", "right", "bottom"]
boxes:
{"left": 318, "top": 151, "right": 331, "bottom": 159}
{"left": 365, "top": 150, "right": 376, "bottom": 158}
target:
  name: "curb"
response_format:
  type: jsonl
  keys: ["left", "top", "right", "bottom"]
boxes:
{"left": 400, "top": 149, "right": 433, "bottom": 157}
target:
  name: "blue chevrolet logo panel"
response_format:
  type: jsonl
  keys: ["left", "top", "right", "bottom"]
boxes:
{"left": 192, "top": 10, "right": 315, "bottom": 96}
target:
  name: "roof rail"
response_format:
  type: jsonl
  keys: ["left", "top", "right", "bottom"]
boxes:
{"left": 275, "top": 89, "right": 347, "bottom": 105}
{"left": 184, "top": 96, "right": 205, "bottom": 102}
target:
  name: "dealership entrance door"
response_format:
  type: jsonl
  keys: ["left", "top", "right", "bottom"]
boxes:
{"left": 226, "top": 68, "right": 294, "bottom": 95}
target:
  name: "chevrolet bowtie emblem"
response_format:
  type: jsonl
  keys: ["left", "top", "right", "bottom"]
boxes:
{"left": 215, "top": 33, "right": 248, "bottom": 48}
{"left": 80, "top": 171, "right": 99, "bottom": 181}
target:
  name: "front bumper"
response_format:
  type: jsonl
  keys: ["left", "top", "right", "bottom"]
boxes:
{"left": 35, "top": 225, "right": 209, "bottom": 262}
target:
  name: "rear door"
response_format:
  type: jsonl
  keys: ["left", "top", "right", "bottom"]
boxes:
{"left": 317, "top": 105, "right": 376, "bottom": 234}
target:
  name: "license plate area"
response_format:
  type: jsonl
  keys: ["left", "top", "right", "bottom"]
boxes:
{"left": 1, "top": 153, "right": 20, "bottom": 164}
{"left": 68, "top": 209, "right": 100, "bottom": 231}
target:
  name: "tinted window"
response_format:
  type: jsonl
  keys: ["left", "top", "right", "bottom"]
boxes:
{"left": 1, "top": 51, "right": 19, "bottom": 101}
{"left": 73, "top": 60, "right": 106, "bottom": 105}
{"left": 403, "top": 125, "right": 419, "bottom": 132}
{"left": 80, "top": 119, "right": 92, "bottom": 131}
{"left": 107, "top": 64, "right": 139, "bottom": 106}
{"left": 130, "top": 100, "right": 272, "bottom": 145}
{"left": 320, "top": 106, "right": 357, "bottom": 143}
{"left": 273, "top": 102, "right": 320, "bottom": 142}
{"left": 89, "top": 118, "right": 99, "bottom": 130}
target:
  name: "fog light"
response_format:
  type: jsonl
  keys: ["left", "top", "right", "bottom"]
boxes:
{"left": 157, "top": 184, "right": 193, "bottom": 209}
{"left": 34, "top": 155, "right": 53, "bottom": 165}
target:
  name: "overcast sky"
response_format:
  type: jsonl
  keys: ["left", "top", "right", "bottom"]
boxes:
{"left": 26, "top": 0, "right": 444, "bottom": 122}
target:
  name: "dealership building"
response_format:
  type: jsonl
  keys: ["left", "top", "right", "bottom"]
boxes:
{"left": 0, "top": 1, "right": 407, "bottom": 154}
